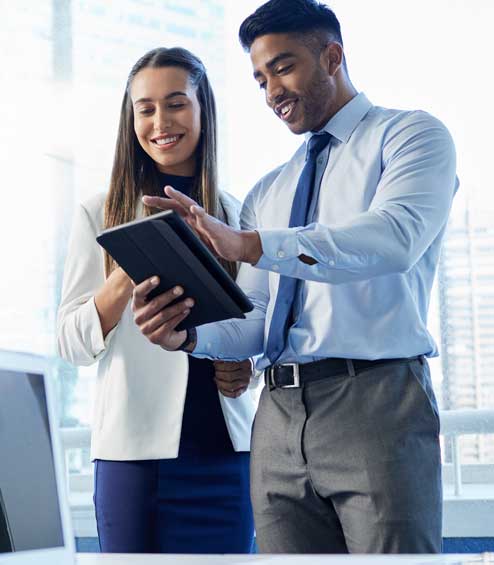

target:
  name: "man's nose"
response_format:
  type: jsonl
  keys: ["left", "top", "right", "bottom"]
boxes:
{"left": 266, "top": 78, "right": 285, "bottom": 107}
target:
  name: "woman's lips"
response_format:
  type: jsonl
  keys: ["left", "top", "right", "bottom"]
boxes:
{"left": 151, "top": 134, "right": 184, "bottom": 150}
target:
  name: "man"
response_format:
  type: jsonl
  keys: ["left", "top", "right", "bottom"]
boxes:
{"left": 132, "top": 0, "right": 458, "bottom": 554}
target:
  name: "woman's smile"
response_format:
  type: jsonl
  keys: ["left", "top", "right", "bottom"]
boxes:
{"left": 150, "top": 133, "right": 185, "bottom": 151}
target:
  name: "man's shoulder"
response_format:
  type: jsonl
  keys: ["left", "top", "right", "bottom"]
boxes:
{"left": 365, "top": 105, "right": 451, "bottom": 137}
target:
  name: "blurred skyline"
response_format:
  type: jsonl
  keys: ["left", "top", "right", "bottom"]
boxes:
{"left": 0, "top": 1, "right": 492, "bottom": 442}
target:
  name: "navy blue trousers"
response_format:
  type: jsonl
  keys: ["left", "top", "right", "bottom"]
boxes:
{"left": 94, "top": 453, "right": 254, "bottom": 554}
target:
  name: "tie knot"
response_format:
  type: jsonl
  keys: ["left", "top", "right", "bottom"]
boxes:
{"left": 307, "top": 132, "right": 331, "bottom": 160}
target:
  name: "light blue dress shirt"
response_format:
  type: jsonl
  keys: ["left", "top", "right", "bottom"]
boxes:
{"left": 194, "top": 93, "right": 459, "bottom": 370}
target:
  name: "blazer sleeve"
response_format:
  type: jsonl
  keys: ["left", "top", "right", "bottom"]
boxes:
{"left": 57, "top": 198, "right": 118, "bottom": 366}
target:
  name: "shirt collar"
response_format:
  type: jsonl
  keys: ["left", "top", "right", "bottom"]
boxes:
{"left": 304, "top": 92, "right": 373, "bottom": 146}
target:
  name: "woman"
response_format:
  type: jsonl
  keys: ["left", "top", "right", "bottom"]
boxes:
{"left": 57, "top": 47, "right": 258, "bottom": 554}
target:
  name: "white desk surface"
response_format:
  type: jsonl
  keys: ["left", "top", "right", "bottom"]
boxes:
{"left": 76, "top": 553, "right": 494, "bottom": 565}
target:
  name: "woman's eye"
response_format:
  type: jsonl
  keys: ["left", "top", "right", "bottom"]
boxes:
{"left": 169, "top": 102, "right": 185, "bottom": 109}
{"left": 138, "top": 108, "right": 153, "bottom": 115}
{"left": 258, "top": 81, "right": 266, "bottom": 90}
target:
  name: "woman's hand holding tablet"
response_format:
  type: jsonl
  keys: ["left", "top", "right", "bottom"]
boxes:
{"left": 131, "top": 279, "right": 192, "bottom": 351}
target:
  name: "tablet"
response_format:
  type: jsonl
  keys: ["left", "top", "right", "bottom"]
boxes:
{"left": 96, "top": 210, "right": 253, "bottom": 331}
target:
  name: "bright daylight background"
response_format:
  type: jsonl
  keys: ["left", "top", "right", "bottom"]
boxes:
{"left": 0, "top": 0, "right": 493, "bottom": 541}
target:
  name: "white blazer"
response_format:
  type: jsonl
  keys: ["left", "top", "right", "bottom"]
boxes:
{"left": 57, "top": 191, "right": 260, "bottom": 461}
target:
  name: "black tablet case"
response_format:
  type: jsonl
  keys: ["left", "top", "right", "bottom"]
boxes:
{"left": 96, "top": 211, "right": 253, "bottom": 331}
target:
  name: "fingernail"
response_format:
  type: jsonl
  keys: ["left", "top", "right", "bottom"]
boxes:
{"left": 151, "top": 277, "right": 159, "bottom": 285}
{"left": 185, "top": 298, "right": 194, "bottom": 307}
{"left": 183, "top": 308, "right": 190, "bottom": 315}
{"left": 173, "top": 286, "right": 183, "bottom": 296}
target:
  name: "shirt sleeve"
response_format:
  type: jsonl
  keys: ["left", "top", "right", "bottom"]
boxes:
{"left": 193, "top": 188, "right": 269, "bottom": 361}
{"left": 255, "top": 112, "right": 458, "bottom": 285}
{"left": 57, "top": 201, "right": 117, "bottom": 366}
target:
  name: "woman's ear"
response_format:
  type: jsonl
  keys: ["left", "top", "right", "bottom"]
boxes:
{"left": 322, "top": 41, "right": 344, "bottom": 77}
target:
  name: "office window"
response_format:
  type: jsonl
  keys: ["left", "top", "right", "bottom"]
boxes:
{"left": 1, "top": 0, "right": 493, "bottom": 539}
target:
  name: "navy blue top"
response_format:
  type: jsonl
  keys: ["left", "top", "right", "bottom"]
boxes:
{"left": 156, "top": 171, "right": 233, "bottom": 455}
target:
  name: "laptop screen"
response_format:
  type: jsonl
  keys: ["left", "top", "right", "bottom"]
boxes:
{"left": 0, "top": 369, "right": 64, "bottom": 553}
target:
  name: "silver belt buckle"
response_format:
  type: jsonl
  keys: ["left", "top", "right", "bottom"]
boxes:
{"left": 270, "top": 362, "right": 301, "bottom": 388}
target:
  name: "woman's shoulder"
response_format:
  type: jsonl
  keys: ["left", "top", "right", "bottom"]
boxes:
{"left": 77, "top": 192, "right": 107, "bottom": 232}
{"left": 80, "top": 192, "right": 106, "bottom": 217}
{"left": 219, "top": 190, "right": 242, "bottom": 229}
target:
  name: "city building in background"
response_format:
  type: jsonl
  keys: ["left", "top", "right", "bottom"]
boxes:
{"left": 439, "top": 203, "right": 494, "bottom": 463}
{"left": 2, "top": 0, "right": 493, "bottom": 542}
{"left": 0, "top": 0, "right": 493, "bottom": 467}
{"left": 0, "top": 0, "right": 227, "bottom": 436}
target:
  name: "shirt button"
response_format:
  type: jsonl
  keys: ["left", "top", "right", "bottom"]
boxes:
{"left": 277, "top": 250, "right": 285, "bottom": 258}
{"left": 329, "top": 260, "right": 335, "bottom": 266}
{"left": 318, "top": 158, "right": 324, "bottom": 165}
{"left": 272, "top": 265, "right": 280, "bottom": 271}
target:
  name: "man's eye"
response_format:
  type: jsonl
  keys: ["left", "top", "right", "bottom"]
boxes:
{"left": 277, "top": 65, "right": 292, "bottom": 74}
{"left": 258, "top": 81, "right": 266, "bottom": 90}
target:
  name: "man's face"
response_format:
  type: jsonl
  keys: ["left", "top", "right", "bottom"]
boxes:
{"left": 250, "top": 33, "right": 335, "bottom": 135}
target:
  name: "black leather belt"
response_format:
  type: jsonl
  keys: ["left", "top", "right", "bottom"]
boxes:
{"left": 265, "top": 356, "right": 421, "bottom": 389}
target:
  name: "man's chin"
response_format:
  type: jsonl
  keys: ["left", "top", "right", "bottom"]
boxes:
{"left": 285, "top": 120, "right": 309, "bottom": 135}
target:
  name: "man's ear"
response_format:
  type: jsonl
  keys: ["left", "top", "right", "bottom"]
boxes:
{"left": 322, "top": 41, "right": 344, "bottom": 76}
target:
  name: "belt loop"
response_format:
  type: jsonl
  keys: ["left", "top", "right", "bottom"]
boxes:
{"left": 265, "top": 368, "right": 274, "bottom": 391}
{"left": 346, "top": 359, "right": 356, "bottom": 377}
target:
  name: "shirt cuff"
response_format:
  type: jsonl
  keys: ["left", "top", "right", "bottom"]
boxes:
{"left": 256, "top": 228, "right": 300, "bottom": 271}
{"left": 193, "top": 325, "right": 218, "bottom": 359}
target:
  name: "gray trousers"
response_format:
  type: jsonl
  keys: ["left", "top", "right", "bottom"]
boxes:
{"left": 250, "top": 357, "right": 442, "bottom": 554}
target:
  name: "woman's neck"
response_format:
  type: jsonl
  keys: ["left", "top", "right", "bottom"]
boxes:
{"left": 156, "top": 154, "right": 196, "bottom": 177}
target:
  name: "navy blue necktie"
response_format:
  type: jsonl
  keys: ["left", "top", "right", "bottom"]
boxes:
{"left": 265, "top": 132, "right": 331, "bottom": 364}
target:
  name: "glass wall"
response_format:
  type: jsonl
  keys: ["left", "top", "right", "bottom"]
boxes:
{"left": 0, "top": 0, "right": 493, "bottom": 536}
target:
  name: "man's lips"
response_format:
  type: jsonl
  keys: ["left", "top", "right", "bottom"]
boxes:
{"left": 275, "top": 99, "right": 298, "bottom": 121}
{"left": 151, "top": 134, "right": 184, "bottom": 149}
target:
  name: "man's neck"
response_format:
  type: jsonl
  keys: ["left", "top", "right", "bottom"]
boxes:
{"left": 314, "top": 83, "right": 358, "bottom": 132}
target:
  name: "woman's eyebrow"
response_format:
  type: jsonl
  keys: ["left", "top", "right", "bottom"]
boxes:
{"left": 134, "top": 91, "right": 188, "bottom": 105}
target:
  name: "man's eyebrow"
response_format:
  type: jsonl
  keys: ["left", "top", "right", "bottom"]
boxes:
{"left": 253, "top": 52, "right": 296, "bottom": 79}
{"left": 134, "top": 91, "right": 188, "bottom": 105}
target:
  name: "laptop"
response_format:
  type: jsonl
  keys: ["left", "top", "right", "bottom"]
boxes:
{"left": 0, "top": 350, "right": 75, "bottom": 564}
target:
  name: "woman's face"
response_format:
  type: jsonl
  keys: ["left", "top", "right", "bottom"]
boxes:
{"left": 131, "top": 66, "right": 202, "bottom": 176}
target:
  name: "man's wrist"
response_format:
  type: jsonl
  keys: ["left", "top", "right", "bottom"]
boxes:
{"left": 241, "top": 230, "right": 263, "bottom": 265}
{"left": 177, "top": 327, "right": 197, "bottom": 353}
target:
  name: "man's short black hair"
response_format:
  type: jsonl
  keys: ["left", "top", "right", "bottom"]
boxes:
{"left": 239, "top": 0, "right": 343, "bottom": 52}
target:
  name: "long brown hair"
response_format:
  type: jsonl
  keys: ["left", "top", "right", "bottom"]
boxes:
{"left": 104, "top": 47, "right": 236, "bottom": 278}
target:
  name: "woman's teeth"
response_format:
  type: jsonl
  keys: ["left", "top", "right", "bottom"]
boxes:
{"left": 155, "top": 135, "right": 179, "bottom": 145}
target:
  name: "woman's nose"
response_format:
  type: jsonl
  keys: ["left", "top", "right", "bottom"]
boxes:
{"left": 154, "top": 108, "right": 172, "bottom": 131}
